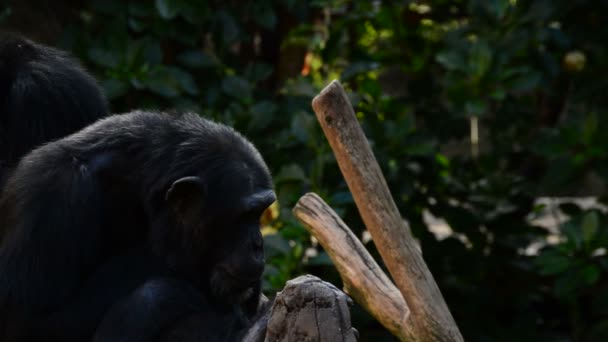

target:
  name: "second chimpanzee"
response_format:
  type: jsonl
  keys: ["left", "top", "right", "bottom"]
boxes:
{"left": 0, "top": 111, "right": 275, "bottom": 341}
{"left": 0, "top": 32, "right": 108, "bottom": 186}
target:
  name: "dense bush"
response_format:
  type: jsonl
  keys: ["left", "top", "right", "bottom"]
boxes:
{"left": 2, "top": 0, "right": 607, "bottom": 340}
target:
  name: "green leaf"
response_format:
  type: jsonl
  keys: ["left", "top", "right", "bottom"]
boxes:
{"left": 101, "top": 79, "right": 129, "bottom": 100}
{"left": 250, "top": 101, "right": 278, "bottom": 117}
{"left": 436, "top": 51, "right": 466, "bottom": 71}
{"left": 561, "top": 220, "right": 582, "bottom": 250}
{"left": 468, "top": 42, "right": 492, "bottom": 79}
{"left": 155, "top": 0, "right": 180, "bottom": 19}
{"left": 245, "top": 63, "right": 273, "bottom": 83}
{"left": 124, "top": 40, "right": 143, "bottom": 68}
{"left": 128, "top": 18, "right": 147, "bottom": 32}
{"left": 218, "top": 12, "right": 239, "bottom": 44}
{"left": 177, "top": 50, "right": 217, "bottom": 69}
{"left": 554, "top": 269, "right": 584, "bottom": 300}
{"left": 147, "top": 82, "right": 180, "bottom": 98}
{"left": 582, "top": 211, "right": 599, "bottom": 243}
{"left": 508, "top": 72, "right": 542, "bottom": 92}
{"left": 248, "top": 101, "right": 277, "bottom": 131}
{"left": 275, "top": 164, "right": 307, "bottom": 183}
{"left": 488, "top": 0, "right": 510, "bottom": 19}
{"left": 307, "top": 251, "right": 334, "bottom": 266}
{"left": 282, "top": 78, "right": 317, "bottom": 97}
{"left": 490, "top": 87, "right": 506, "bottom": 100}
{"left": 435, "top": 154, "right": 450, "bottom": 168}
{"left": 264, "top": 234, "right": 292, "bottom": 256}
{"left": 536, "top": 251, "right": 572, "bottom": 275}
{"left": 330, "top": 191, "right": 354, "bottom": 205}
{"left": 167, "top": 67, "right": 199, "bottom": 95}
{"left": 144, "top": 68, "right": 181, "bottom": 98}
{"left": 341, "top": 61, "right": 380, "bottom": 81}
{"left": 465, "top": 100, "right": 487, "bottom": 116}
{"left": 254, "top": 5, "right": 277, "bottom": 30}
{"left": 87, "top": 47, "right": 121, "bottom": 69}
{"left": 221, "top": 76, "right": 251, "bottom": 99}
{"left": 290, "top": 111, "right": 315, "bottom": 143}
{"left": 582, "top": 112, "right": 598, "bottom": 145}
{"left": 142, "top": 40, "right": 162, "bottom": 65}
{"left": 128, "top": 2, "right": 154, "bottom": 17}
{"left": 582, "top": 264, "right": 600, "bottom": 285}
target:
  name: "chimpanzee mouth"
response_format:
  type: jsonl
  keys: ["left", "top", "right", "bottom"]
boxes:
{"left": 209, "top": 268, "right": 259, "bottom": 302}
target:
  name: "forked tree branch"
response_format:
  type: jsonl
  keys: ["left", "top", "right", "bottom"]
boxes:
{"left": 293, "top": 193, "right": 410, "bottom": 340}
{"left": 306, "top": 80, "right": 463, "bottom": 341}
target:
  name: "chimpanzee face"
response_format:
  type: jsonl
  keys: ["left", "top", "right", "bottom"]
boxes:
{"left": 206, "top": 189, "right": 273, "bottom": 301}
{"left": 165, "top": 171, "right": 275, "bottom": 303}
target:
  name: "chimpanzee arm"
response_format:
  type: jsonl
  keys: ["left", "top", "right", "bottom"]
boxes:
{"left": 0, "top": 149, "right": 106, "bottom": 312}
{"left": 93, "top": 278, "right": 249, "bottom": 342}
{"left": 37, "top": 246, "right": 168, "bottom": 342}
{"left": 0, "top": 149, "right": 133, "bottom": 321}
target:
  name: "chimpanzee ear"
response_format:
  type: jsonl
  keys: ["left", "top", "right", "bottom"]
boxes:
{"left": 165, "top": 176, "right": 206, "bottom": 217}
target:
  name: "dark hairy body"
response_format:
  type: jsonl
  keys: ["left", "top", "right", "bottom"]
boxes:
{"left": 0, "top": 32, "right": 108, "bottom": 187}
{"left": 0, "top": 111, "right": 275, "bottom": 341}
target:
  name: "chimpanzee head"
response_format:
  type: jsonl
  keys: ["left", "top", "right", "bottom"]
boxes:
{"left": 0, "top": 33, "right": 38, "bottom": 110}
{"left": 152, "top": 121, "right": 275, "bottom": 304}
{"left": 0, "top": 32, "right": 108, "bottom": 170}
{"left": 0, "top": 33, "right": 38, "bottom": 75}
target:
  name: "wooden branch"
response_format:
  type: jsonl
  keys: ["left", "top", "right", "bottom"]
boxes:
{"left": 293, "top": 193, "right": 410, "bottom": 340}
{"left": 311, "top": 80, "right": 463, "bottom": 341}
{"left": 264, "top": 275, "right": 358, "bottom": 342}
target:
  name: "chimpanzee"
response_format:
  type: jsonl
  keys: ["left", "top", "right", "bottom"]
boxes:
{"left": 0, "top": 111, "right": 275, "bottom": 341}
{"left": 0, "top": 32, "right": 108, "bottom": 187}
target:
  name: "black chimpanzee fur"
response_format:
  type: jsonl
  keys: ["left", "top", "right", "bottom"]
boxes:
{"left": 0, "top": 111, "right": 275, "bottom": 342}
{"left": 0, "top": 32, "right": 108, "bottom": 186}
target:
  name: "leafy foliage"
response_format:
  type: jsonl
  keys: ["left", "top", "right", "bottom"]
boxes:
{"left": 2, "top": 0, "right": 608, "bottom": 340}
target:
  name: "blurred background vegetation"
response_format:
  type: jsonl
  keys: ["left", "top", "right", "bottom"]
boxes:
{"left": 2, "top": 0, "right": 608, "bottom": 340}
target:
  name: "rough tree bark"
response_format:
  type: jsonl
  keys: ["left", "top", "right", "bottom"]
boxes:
{"left": 309, "top": 80, "right": 463, "bottom": 341}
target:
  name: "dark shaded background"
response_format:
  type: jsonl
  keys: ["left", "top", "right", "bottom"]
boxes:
{"left": 2, "top": 0, "right": 607, "bottom": 341}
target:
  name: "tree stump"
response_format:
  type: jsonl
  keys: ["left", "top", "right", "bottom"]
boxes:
{"left": 257, "top": 275, "right": 358, "bottom": 342}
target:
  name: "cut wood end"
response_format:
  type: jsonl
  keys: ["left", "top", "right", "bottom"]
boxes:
{"left": 311, "top": 79, "right": 344, "bottom": 109}
{"left": 294, "top": 192, "right": 320, "bottom": 204}
{"left": 293, "top": 193, "right": 322, "bottom": 216}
